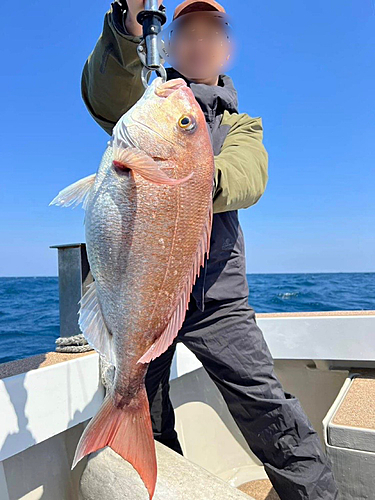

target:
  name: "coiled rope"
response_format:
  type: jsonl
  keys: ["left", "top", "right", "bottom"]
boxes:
{"left": 55, "top": 334, "right": 115, "bottom": 389}
{"left": 55, "top": 333, "right": 94, "bottom": 353}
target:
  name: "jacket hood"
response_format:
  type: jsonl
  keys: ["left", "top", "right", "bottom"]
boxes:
{"left": 166, "top": 67, "right": 239, "bottom": 123}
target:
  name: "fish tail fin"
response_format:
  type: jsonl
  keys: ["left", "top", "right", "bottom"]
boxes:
{"left": 71, "top": 387, "right": 157, "bottom": 499}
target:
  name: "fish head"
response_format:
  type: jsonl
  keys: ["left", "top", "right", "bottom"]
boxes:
{"left": 112, "top": 77, "right": 213, "bottom": 163}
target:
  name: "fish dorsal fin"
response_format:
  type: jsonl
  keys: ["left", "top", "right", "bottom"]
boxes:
{"left": 49, "top": 173, "right": 96, "bottom": 210}
{"left": 78, "top": 281, "right": 116, "bottom": 366}
{"left": 113, "top": 147, "right": 193, "bottom": 186}
{"left": 137, "top": 200, "right": 213, "bottom": 364}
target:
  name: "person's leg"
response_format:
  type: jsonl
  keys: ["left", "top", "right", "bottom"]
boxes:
{"left": 144, "top": 340, "right": 184, "bottom": 455}
{"left": 144, "top": 294, "right": 209, "bottom": 456}
{"left": 178, "top": 296, "right": 339, "bottom": 500}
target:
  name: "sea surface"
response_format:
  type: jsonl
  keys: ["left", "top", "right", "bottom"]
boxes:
{"left": 0, "top": 273, "right": 374, "bottom": 364}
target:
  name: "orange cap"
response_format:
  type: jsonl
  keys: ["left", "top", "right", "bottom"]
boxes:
{"left": 173, "top": 0, "right": 226, "bottom": 20}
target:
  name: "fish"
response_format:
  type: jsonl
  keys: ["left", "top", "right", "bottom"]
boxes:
{"left": 49, "top": 77, "right": 215, "bottom": 499}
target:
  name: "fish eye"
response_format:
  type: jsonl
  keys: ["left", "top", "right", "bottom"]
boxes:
{"left": 178, "top": 114, "right": 196, "bottom": 132}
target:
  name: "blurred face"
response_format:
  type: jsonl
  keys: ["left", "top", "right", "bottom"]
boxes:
{"left": 165, "top": 12, "right": 232, "bottom": 81}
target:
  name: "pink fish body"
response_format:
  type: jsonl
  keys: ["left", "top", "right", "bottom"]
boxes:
{"left": 49, "top": 77, "right": 215, "bottom": 498}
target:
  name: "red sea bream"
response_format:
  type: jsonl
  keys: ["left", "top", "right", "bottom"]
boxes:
{"left": 49, "top": 77, "right": 215, "bottom": 498}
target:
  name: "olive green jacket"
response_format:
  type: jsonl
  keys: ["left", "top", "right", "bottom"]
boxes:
{"left": 81, "top": 2, "right": 269, "bottom": 214}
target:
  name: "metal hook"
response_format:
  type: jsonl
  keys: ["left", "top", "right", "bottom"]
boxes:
{"left": 136, "top": 0, "right": 167, "bottom": 89}
{"left": 140, "top": 65, "right": 167, "bottom": 89}
{"left": 137, "top": 42, "right": 167, "bottom": 88}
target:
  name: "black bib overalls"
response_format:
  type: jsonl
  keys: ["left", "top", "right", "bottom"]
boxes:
{"left": 144, "top": 68, "right": 339, "bottom": 500}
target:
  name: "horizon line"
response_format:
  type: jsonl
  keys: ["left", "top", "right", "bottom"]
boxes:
{"left": 1, "top": 271, "right": 374, "bottom": 279}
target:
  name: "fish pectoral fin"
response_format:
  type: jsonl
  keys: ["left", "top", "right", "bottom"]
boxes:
{"left": 49, "top": 173, "right": 96, "bottom": 210}
{"left": 137, "top": 199, "right": 213, "bottom": 364}
{"left": 78, "top": 281, "right": 116, "bottom": 366}
{"left": 113, "top": 147, "right": 193, "bottom": 186}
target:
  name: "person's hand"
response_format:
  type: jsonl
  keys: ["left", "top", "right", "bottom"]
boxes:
{"left": 125, "top": 0, "right": 164, "bottom": 36}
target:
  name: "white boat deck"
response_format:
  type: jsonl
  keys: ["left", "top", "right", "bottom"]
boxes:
{"left": 1, "top": 310, "right": 375, "bottom": 499}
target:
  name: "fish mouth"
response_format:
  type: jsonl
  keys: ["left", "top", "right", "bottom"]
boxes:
{"left": 154, "top": 78, "right": 187, "bottom": 99}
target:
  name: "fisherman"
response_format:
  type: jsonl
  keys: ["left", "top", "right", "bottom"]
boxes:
{"left": 81, "top": 1, "right": 339, "bottom": 498}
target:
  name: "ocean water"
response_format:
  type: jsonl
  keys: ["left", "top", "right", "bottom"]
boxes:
{"left": 0, "top": 273, "right": 374, "bottom": 364}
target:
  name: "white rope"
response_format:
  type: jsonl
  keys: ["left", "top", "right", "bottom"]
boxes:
{"left": 99, "top": 355, "right": 116, "bottom": 390}
{"left": 55, "top": 333, "right": 94, "bottom": 353}
{"left": 55, "top": 334, "right": 115, "bottom": 390}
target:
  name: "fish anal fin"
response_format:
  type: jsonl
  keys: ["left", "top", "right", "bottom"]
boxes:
{"left": 71, "top": 388, "right": 157, "bottom": 499}
{"left": 49, "top": 173, "right": 96, "bottom": 209}
{"left": 78, "top": 281, "right": 116, "bottom": 366}
{"left": 137, "top": 200, "right": 213, "bottom": 364}
{"left": 113, "top": 147, "right": 193, "bottom": 186}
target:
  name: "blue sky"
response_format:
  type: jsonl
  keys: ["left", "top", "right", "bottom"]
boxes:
{"left": 0, "top": 0, "right": 374, "bottom": 276}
